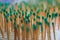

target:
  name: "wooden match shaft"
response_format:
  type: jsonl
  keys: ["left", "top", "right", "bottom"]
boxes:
{"left": 45, "top": 23, "right": 51, "bottom": 40}
{"left": 41, "top": 22, "right": 43, "bottom": 40}
{"left": 44, "top": 24, "right": 47, "bottom": 40}
{"left": 24, "top": 23, "right": 27, "bottom": 40}
{"left": 14, "top": 22, "right": 20, "bottom": 40}
{"left": 24, "top": 20, "right": 26, "bottom": 40}
{"left": 30, "top": 15, "right": 33, "bottom": 40}
{"left": 26, "top": 33, "right": 29, "bottom": 40}
{"left": 4, "top": 18, "right": 7, "bottom": 32}
{"left": 36, "top": 22, "right": 39, "bottom": 40}
{"left": 17, "top": 27, "right": 20, "bottom": 40}
{"left": 0, "top": 23, "right": 4, "bottom": 38}
{"left": 41, "top": 20, "right": 45, "bottom": 40}
{"left": 0, "top": 27, "right": 4, "bottom": 38}
{"left": 41, "top": 30, "right": 43, "bottom": 40}
{"left": 47, "top": 26, "right": 51, "bottom": 40}
{"left": 17, "top": 26, "right": 20, "bottom": 40}
{"left": 33, "top": 31, "right": 35, "bottom": 40}
{"left": 11, "top": 20, "right": 14, "bottom": 31}
{"left": 26, "top": 25, "right": 30, "bottom": 40}
{"left": 0, "top": 13, "right": 4, "bottom": 38}
{"left": 6, "top": 23, "right": 10, "bottom": 40}
{"left": 22, "top": 23, "right": 26, "bottom": 40}
{"left": 54, "top": 19, "right": 56, "bottom": 40}
{"left": 26, "top": 22, "right": 31, "bottom": 40}
{"left": 22, "top": 29, "right": 25, "bottom": 40}
{"left": 14, "top": 29, "right": 17, "bottom": 40}
{"left": 43, "top": 24, "right": 46, "bottom": 40}
{"left": 48, "top": 17, "right": 51, "bottom": 40}
{"left": 53, "top": 24, "right": 56, "bottom": 40}
{"left": 36, "top": 28, "right": 39, "bottom": 40}
{"left": 30, "top": 20, "right": 33, "bottom": 40}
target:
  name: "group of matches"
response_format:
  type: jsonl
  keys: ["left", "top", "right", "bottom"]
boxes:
{"left": 0, "top": 3, "right": 60, "bottom": 40}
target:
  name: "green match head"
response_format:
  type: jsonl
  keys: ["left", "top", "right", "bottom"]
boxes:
{"left": 30, "top": 11, "right": 33, "bottom": 15}
{"left": 33, "top": 18, "right": 36, "bottom": 21}
{"left": 28, "top": 14, "right": 31, "bottom": 17}
{"left": 21, "top": 20, "right": 23, "bottom": 23}
{"left": 21, "top": 25, "right": 24, "bottom": 31}
{"left": 36, "top": 15, "right": 40, "bottom": 19}
{"left": 25, "top": 15, "right": 29, "bottom": 19}
{"left": 42, "top": 16, "right": 44, "bottom": 19}
{"left": 2, "top": 8, "right": 6, "bottom": 12}
{"left": 54, "top": 12, "right": 58, "bottom": 18}
{"left": 14, "top": 25, "right": 17, "bottom": 30}
{"left": 14, "top": 10, "right": 16, "bottom": 15}
{"left": 10, "top": 9, "right": 12, "bottom": 16}
{"left": 24, "top": 16, "right": 30, "bottom": 24}
{"left": 49, "top": 15, "right": 51, "bottom": 18}
{"left": 19, "top": 15, "right": 21, "bottom": 18}
{"left": 33, "top": 12, "right": 36, "bottom": 16}
{"left": 44, "top": 18, "right": 48, "bottom": 24}
{"left": 28, "top": 18, "right": 30, "bottom": 23}
{"left": 40, "top": 22, "right": 42, "bottom": 26}
{"left": 52, "top": 13, "right": 55, "bottom": 19}
{"left": 10, "top": 17, "right": 12, "bottom": 21}
{"left": 14, "top": 11, "right": 18, "bottom": 17}
{"left": 22, "top": 10, "right": 24, "bottom": 16}
{"left": 16, "top": 11, "right": 19, "bottom": 15}
{"left": 7, "top": 13, "right": 10, "bottom": 17}
{"left": 26, "top": 27, "right": 30, "bottom": 33}
{"left": 36, "top": 22, "right": 41, "bottom": 25}
{"left": 10, "top": 8, "right": 12, "bottom": 13}
{"left": 33, "top": 24, "right": 37, "bottom": 30}
{"left": 52, "top": 22, "right": 54, "bottom": 26}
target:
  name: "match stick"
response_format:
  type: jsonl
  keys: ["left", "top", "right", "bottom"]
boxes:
{"left": 0, "top": 11, "right": 4, "bottom": 38}
{"left": 52, "top": 22, "right": 56, "bottom": 40}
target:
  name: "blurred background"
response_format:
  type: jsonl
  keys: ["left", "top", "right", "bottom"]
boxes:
{"left": 0, "top": 0, "right": 60, "bottom": 10}
{"left": 0, "top": 0, "right": 60, "bottom": 5}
